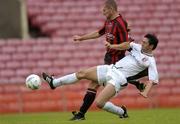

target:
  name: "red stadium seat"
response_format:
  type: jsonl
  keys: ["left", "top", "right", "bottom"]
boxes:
{"left": 0, "top": 102, "right": 19, "bottom": 113}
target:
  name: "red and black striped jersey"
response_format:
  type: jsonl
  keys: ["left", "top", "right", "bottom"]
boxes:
{"left": 98, "top": 14, "right": 128, "bottom": 64}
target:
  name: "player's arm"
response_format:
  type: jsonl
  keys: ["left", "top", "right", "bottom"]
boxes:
{"left": 140, "top": 59, "right": 159, "bottom": 98}
{"left": 73, "top": 22, "right": 105, "bottom": 43}
{"left": 73, "top": 31, "right": 101, "bottom": 42}
{"left": 140, "top": 80, "right": 156, "bottom": 98}
{"left": 105, "top": 41, "right": 131, "bottom": 50}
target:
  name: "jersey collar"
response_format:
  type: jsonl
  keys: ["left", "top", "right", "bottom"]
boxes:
{"left": 141, "top": 49, "right": 153, "bottom": 57}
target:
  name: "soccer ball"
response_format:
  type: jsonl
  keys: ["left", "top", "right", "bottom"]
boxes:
{"left": 25, "top": 74, "right": 41, "bottom": 90}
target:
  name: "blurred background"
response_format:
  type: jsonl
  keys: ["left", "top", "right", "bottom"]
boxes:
{"left": 0, "top": 0, "right": 180, "bottom": 114}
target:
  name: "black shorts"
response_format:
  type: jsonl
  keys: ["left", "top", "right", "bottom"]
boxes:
{"left": 104, "top": 52, "right": 125, "bottom": 65}
{"left": 127, "top": 68, "right": 148, "bottom": 81}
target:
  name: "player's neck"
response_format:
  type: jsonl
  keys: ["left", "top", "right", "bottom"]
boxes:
{"left": 141, "top": 49, "right": 153, "bottom": 56}
{"left": 109, "top": 12, "right": 119, "bottom": 20}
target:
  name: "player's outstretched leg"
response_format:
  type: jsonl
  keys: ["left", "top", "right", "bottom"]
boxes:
{"left": 42, "top": 72, "right": 56, "bottom": 89}
{"left": 95, "top": 84, "right": 129, "bottom": 118}
{"left": 102, "top": 102, "right": 129, "bottom": 119}
{"left": 119, "top": 105, "right": 128, "bottom": 118}
{"left": 42, "top": 67, "right": 98, "bottom": 90}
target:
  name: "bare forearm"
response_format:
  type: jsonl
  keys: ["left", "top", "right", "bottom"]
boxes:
{"left": 80, "top": 31, "right": 101, "bottom": 41}
{"left": 140, "top": 81, "right": 154, "bottom": 98}
{"left": 106, "top": 42, "right": 130, "bottom": 50}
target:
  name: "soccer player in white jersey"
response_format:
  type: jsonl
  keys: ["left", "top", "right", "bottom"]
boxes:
{"left": 42, "top": 33, "right": 159, "bottom": 118}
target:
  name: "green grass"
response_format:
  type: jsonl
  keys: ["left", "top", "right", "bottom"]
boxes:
{"left": 0, "top": 108, "right": 179, "bottom": 124}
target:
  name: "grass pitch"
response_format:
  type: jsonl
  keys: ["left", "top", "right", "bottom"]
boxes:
{"left": 0, "top": 108, "right": 179, "bottom": 124}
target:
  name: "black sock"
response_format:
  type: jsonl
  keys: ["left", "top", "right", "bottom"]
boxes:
{"left": 79, "top": 88, "right": 96, "bottom": 115}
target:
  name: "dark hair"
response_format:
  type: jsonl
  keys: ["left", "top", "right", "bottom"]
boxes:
{"left": 105, "top": 0, "right": 118, "bottom": 11}
{"left": 144, "top": 33, "right": 159, "bottom": 50}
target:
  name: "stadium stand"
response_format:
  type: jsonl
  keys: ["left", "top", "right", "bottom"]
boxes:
{"left": 0, "top": 0, "right": 180, "bottom": 113}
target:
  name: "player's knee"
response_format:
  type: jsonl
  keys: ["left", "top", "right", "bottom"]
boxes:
{"left": 95, "top": 100, "right": 105, "bottom": 109}
{"left": 76, "top": 70, "right": 87, "bottom": 79}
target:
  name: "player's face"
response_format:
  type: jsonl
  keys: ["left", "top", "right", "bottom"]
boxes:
{"left": 102, "top": 5, "right": 113, "bottom": 19}
{"left": 141, "top": 37, "right": 151, "bottom": 51}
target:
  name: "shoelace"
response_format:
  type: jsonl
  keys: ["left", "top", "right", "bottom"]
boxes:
{"left": 45, "top": 77, "right": 52, "bottom": 83}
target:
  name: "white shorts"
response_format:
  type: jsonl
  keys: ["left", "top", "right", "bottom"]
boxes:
{"left": 97, "top": 65, "right": 127, "bottom": 93}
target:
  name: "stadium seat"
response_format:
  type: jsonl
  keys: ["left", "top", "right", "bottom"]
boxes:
{"left": 171, "top": 87, "right": 180, "bottom": 94}
{"left": 154, "top": 87, "right": 171, "bottom": 95}
{"left": 0, "top": 94, "right": 18, "bottom": 103}
{"left": 0, "top": 53, "right": 11, "bottom": 62}
{"left": 2, "top": 46, "right": 16, "bottom": 53}
{"left": 0, "top": 102, "right": 19, "bottom": 113}
{"left": 159, "top": 79, "right": 176, "bottom": 87}
{"left": 158, "top": 95, "right": 180, "bottom": 107}
{"left": 135, "top": 97, "right": 151, "bottom": 108}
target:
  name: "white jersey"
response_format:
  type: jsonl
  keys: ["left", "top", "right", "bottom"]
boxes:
{"left": 114, "top": 42, "right": 159, "bottom": 84}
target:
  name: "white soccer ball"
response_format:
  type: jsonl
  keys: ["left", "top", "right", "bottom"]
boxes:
{"left": 25, "top": 74, "right": 41, "bottom": 90}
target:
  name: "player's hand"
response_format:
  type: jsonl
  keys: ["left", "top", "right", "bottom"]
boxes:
{"left": 105, "top": 41, "right": 111, "bottom": 49}
{"left": 139, "top": 81, "right": 153, "bottom": 98}
{"left": 73, "top": 35, "right": 82, "bottom": 43}
{"left": 139, "top": 92, "right": 148, "bottom": 98}
{"left": 128, "top": 36, "right": 135, "bottom": 42}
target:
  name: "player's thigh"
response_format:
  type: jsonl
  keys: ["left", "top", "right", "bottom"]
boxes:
{"left": 95, "top": 83, "right": 116, "bottom": 108}
{"left": 88, "top": 81, "right": 100, "bottom": 90}
{"left": 78, "top": 66, "right": 98, "bottom": 82}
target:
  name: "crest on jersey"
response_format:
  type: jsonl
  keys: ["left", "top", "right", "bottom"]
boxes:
{"left": 106, "top": 33, "right": 115, "bottom": 42}
{"left": 142, "top": 57, "right": 148, "bottom": 62}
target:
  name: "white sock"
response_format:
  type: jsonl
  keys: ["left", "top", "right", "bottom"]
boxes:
{"left": 53, "top": 73, "right": 79, "bottom": 87}
{"left": 102, "top": 102, "right": 124, "bottom": 116}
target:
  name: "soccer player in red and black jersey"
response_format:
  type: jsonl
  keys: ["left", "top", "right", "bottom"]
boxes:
{"left": 71, "top": 0, "right": 147, "bottom": 120}
{"left": 99, "top": 12, "right": 128, "bottom": 65}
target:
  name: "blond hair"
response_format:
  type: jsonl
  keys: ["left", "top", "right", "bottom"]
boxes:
{"left": 104, "top": 0, "right": 118, "bottom": 11}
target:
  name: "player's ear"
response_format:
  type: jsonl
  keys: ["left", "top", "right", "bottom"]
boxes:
{"left": 149, "top": 44, "right": 154, "bottom": 50}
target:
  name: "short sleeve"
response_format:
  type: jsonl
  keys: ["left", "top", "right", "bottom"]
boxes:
{"left": 130, "top": 42, "right": 135, "bottom": 48}
{"left": 129, "top": 42, "right": 141, "bottom": 49}
{"left": 98, "top": 22, "right": 106, "bottom": 36}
